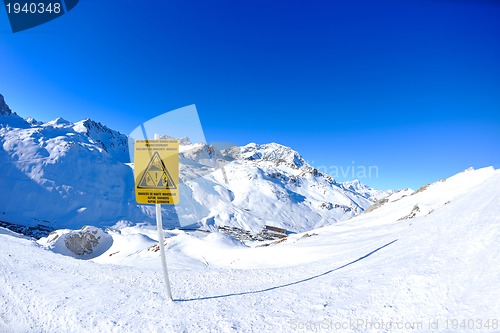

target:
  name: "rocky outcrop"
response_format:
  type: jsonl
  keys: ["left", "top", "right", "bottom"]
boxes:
{"left": 42, "top": 226, "right": 113, "bottom": 258}
{"left": 0, "top": 94, "right": 12, "bottom": 116}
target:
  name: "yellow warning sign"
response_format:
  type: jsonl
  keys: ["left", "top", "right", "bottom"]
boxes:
{"left": 134, "top": 139, "right": 179, "bottom": 204}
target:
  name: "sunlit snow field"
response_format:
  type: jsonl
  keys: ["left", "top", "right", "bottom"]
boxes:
{"left": 1, "top": 167, "right": 499, "bottom": 332}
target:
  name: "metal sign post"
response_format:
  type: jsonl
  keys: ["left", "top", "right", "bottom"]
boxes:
{"left": 134, "top": 134, "right": 179, "bottom": 301}
{"left": 154, "top": 134, "right": 173, "bottom": 301}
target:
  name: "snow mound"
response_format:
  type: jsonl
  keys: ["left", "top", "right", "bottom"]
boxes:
{"left": 38, "top": 226, "right": 113, "bottom": 259}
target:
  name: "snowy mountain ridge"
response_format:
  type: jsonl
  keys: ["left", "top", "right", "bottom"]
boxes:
{"left": 340, "top": 179, "right": 394, "bottom": 201}
{"left": 0, "top": 94, "right": 383, "bottom": 233}
{"left": 74, "top": 118, "right": 129, "bottom": 163}
{"left": 239, "top": 142, "right": 307, "bottom": 169}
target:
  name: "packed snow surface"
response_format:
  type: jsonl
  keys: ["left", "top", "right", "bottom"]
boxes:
{"left": 1, "top": 167, "right": 499, "bottom": 332}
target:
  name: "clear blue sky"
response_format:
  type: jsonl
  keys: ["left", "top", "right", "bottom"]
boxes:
{"left": 1, "top": 0, "right": 499, "bottom": 189}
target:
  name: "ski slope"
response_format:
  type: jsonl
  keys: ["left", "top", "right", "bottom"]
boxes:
{"left": 1, "top": 167, "right": 499, "bottom": 332}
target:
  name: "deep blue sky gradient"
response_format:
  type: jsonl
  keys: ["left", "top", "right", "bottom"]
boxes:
{"left": 1, "top": 0, "right": 499, "bottom": 189}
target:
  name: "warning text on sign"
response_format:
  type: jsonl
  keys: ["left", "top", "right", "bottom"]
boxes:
{"left": 134, "top": 139, "right": 179, "bottom": 205}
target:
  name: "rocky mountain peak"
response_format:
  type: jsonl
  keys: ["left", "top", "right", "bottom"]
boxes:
{"left": 80, "top": 118, "right": 115, "bottom": 135}
{"left": 0, "top": 94, "right": 29, "bottom": 128}
{"left": 0, "top": 94, "right": 13, "bottom": 116}
{"left": 73, "top": 118, "right": 129, "bottom": 163}
{"left": 240, "top": 142, "right": 306, "bottom": 169}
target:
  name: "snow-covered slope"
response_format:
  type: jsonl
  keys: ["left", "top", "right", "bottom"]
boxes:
{"left": 73, "top": 118, "right": 129, "bottom": 163}
{"left": 0, "top": 114, "right": 139, "bottom": 229}
{"left": 1, "top": 166, "right": 498, "bottom": 332}
{"left": 174, "top": 142, "right": 375, "bottom": 232}
{"left": 0, "top": 94, "right": 378, "bottom": 233}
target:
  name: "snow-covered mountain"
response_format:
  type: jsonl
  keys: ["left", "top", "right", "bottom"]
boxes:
{"left": 340, "top": 179, "right": 393, "bottom": 201}
{"left": 2, "top": 94, "right": 499, "bottom": 332}
{"left": 74, "top": 118, "right": 129, "bottom": 163}
{"left": 0, "top": 115, "right": 137, "bottom": 229}
{"left": 0, "top": 94, "right": 382, "bottom": 233}
{"left": 179, "top": 141, "right": 378, "bottom": 232}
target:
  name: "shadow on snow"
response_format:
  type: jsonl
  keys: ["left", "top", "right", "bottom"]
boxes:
{"left": 176, "top": 239, "right": 398, "bottom": 302}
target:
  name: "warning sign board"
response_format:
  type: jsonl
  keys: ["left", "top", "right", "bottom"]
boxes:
{"left": 134, "top": 139, "right": 179, "bottom": 204}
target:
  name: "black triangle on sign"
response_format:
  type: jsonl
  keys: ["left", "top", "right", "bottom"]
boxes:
{"left": 137, "top": 152, "right": 177, "bottom": 189}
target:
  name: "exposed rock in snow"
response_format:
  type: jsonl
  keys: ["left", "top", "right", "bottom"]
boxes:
{"left": 39, "top": 226, "right": 113, "bottom": 259}
{"left": 0, "top": 94, "right": 12, "bottom": 116}
{"left": 73, "top": 118, "right": 129, "bottom": 163}
{"left": 0, "top": 94, "right": 29, "bottom": 128}
{"left": 364, "top": 187, "right": 415, "bottom": 213}
{"left": 239, "top": 142, "right": 306, "bottom": 169}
